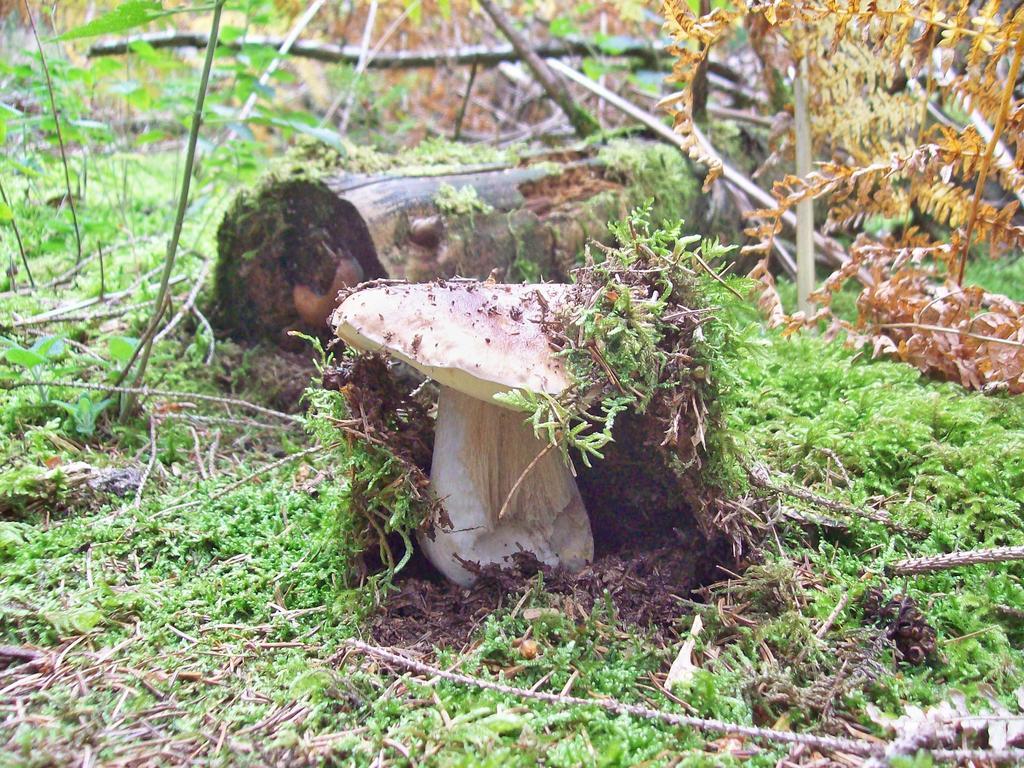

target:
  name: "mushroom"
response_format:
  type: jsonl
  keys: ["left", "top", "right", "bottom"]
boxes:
{"left": 332, "top": 280, "right": 593, "bottom": 586}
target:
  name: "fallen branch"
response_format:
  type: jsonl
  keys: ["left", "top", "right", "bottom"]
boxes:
{"left": 891, "top": 546, "right": 1024, "bottom": 576}
{"left": 87, "top": 32, "right": 666, "bottom": 69}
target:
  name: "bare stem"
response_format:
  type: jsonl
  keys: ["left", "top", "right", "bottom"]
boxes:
{"left": 954, "top": 30, "right": 1024, "bottom": 285}
{"left": 23, "top": 0, "right": 82, "bottom": 265}
{"left": 120, "top": 0, "right": 227, "bottom": 417}
{"left": 793, "top": 53, "right": 815, "bottom": 314}
{"left": 0, "top": 177, "right": 33, "bottom": 288}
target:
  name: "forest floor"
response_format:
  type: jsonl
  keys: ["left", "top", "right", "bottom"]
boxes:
{"left": 3, "top": 147, "right": 1024, "bottom": 767}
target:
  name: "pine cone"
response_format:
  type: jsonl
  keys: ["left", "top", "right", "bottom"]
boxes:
{"left": 862, "top": 589, "right": 937, "bottom": 665}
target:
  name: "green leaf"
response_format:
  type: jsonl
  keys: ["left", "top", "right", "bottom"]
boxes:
{"left": 57, "top": 1, "right": 166, "bottom": 42}
{"left": 5, "top": 348, "right": 48, "bottom": 369}
{"left": 437, "top": 0, "right": 451, "bottom": 20}
{"left": 32, "top": 336, "right": 65, "bottom": 358}
{"left": 0, "top": 202, "right": 12, "bottom": 224}
{"left": 107, "top": 336, "right": 139, "bottom": 365}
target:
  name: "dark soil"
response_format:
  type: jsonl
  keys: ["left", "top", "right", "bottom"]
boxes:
{"left": 370, "top": 534, "right": 734, "bottom": 651}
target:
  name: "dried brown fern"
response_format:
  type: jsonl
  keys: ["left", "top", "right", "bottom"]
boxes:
{"left": 660, "top": 0, "right": 1024, "bottom": 392}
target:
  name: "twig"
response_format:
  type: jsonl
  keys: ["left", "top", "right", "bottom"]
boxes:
{"left": 547, "top": 58, "right": 804, "bottom": 277}
{"left": 453, "top": 62, "right": 478, "bottom": 141}
{"left": 87, "top": 33, "right": 667, "bottom": 69}
{"left": 24, "top": 0, "right": 82, "bottom": 265}
{"left": 746, "top": 463, "right": 911, "bottom": 533}
{"left": 875, "top": 322, "right": 1024, "bottom": 350}
{"left": 12, "top": 301, "right": 153, "bottom": 328}
{"left": 0, "top": 177, "right": 33, "bottom": 288}
{"left": 330, "top": 0, "right": 378, "bottom": 132}
{"left": 343, "top": 638, "right": 1024, "bottom": 764}
{"left": 121, "top": 0, "right": 227, "bottom": 416}
{"left": 340, "top": 638, "right": 879, "bottom": 757}
{"left": 690, "top": 249, "right": 743, "bottom": 299}
{"left": 159, "top": 441, "right": 338, "bottom": 515}
{"left": 151, "top": 255, "right": 213, "bottom": 345}
{"left": 478, "top": 0, "right": 598, "bottom": 138}
{"left": 134, "top": 412, "right": 160, "bottom": 507}
{"left": 166, "top": 412, "right": 293, "bottom": 431}
{"left": 232, "top": 0, "right": 328, "bottom": 130}
{"left": 793, "top": 50, "right": 814, "bottom": 313}
{"left": 0, "top": 380, "right": 303, "bottom": 423}
{"left": 497, "top": 442, "right": 556, "bottom": 520}
{"left": 8, "top": 271, "right": 184, "bottom": 327}
{"left": 891, "top": 546, "right": 1024, "bottom": 576}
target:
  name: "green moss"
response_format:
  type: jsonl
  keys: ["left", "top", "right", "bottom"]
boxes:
{"left": 434, "top": 182, "right": 495, "bottom": 216}
{"left": 596, "top": 140, "right": 701, "bottom": 233}
{"left": 340, "top": 136, "right": 516, "bottom": 176}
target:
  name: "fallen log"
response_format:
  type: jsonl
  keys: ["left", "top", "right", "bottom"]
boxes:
{"left": 87, "top": 33, "right": 668, "bottom": 69}
{"left": 213, "top": 138, "right": 753, "bottom": 342}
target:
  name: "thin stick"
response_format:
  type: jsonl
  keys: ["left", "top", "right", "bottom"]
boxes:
{"left": 891, "top": 546, "right": 1024, "bottom": 576}
{"left": 547, "top": 58, "right": 805, "bottom": 277}
{"left": 332, "top": 0, "right": 378, "bottom": 132}
{"left": 134, "top": 413, "right": 161, "bottom": 508}
{"left": 88, "top": 33, "right": 667, "bottom": 69}
{"left": 98, "top": 245, "right": 106, "bottom": 299}
{"left": 151, "top": 255, "right": 213, "bottom": 345}
{"left": 233, "top": 0, "right": 328, "bottom": 128}
{"left": 747, "top": 463, "right": 908, "bottom": 533}
{"left": 158, "top": 442, "right": 337, "bottom": 515}
{"left": 9, "top": 271, "right": 184, "bottom": 326}
{"left": 793, "top": 52, "right": 814, "bottom": 314}
{"left": 24, "top": 0, "right": 82, "bottom": 265}
{"left": 0, "top": 177, "right": 33, "bottom": 288}
{"left": 340, "top": 638, "right": 879, "bottom": 756}
{"left": 876, "top": 322, "right": 1024, "bottom": 350}
{"left": 343, "top": 638, "right": 1024, "bottom": 764}
{"left": 12, "top": 301, "right": 152, "bottom": 328}
{"left": 0, "top": 379, "right": 303, "bottom": 423}
{"left": 815, "top": 592, "right": 850, "bottom": 639}
{"left": 453, "top": 62, "right": 478, "bottom": 141}
{"left": 478, "top": 0, "right": 597, "bottom": 138}
{"left": 691, "top": 249, "right": 743, "bottom": 300}
{"left": 121, "top": 0, "right": 227, "bottom": 416}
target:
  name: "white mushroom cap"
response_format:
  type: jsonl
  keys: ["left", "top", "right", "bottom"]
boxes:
{"left": 332, "top": 281, "right": 576, "bottom": 404}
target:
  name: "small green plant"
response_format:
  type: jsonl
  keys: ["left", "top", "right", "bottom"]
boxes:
{"left": 56, "top": 394, "right": 113, "bottom": 438}
{"left": 1, "top": 335, "right": 69, "bottom": 403}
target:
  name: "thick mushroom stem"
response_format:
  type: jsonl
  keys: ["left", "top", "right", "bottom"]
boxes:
{"left": 422, "top": 387, "right": 594, "bottom": 586}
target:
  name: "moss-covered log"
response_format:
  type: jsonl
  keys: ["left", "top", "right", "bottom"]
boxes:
{"left": 214, "top": 138, "right": 749, "bottom": 342}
